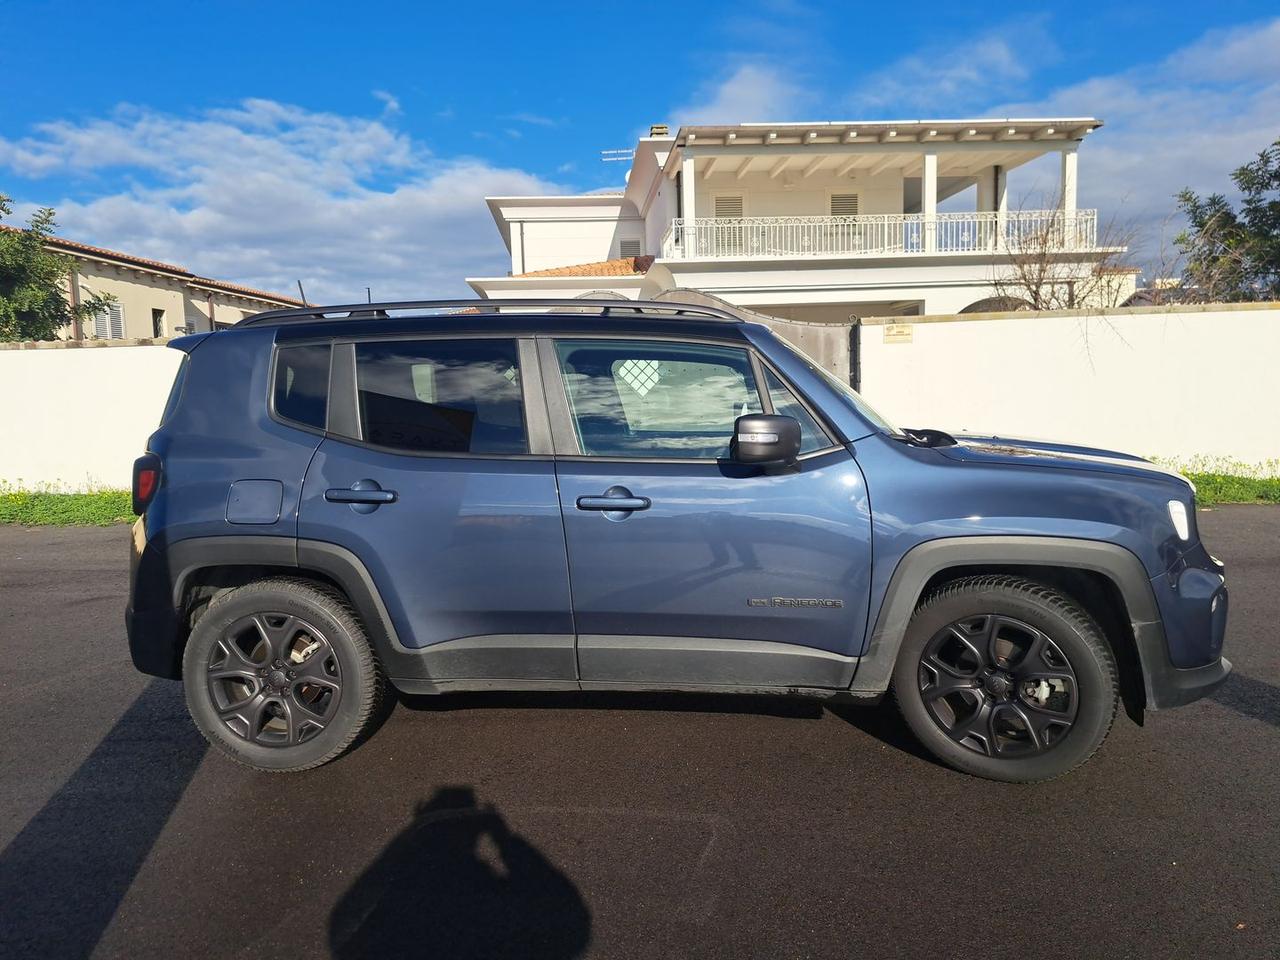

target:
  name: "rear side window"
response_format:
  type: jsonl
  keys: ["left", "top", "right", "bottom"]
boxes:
{"left": 274, "top": 344, "right": 331, "bottom": 430}
{"left": 355, "top": 339, "right": 526, "bottom": 454}
{"left": 159, "top": 355, "right": 189, "bottom": 426}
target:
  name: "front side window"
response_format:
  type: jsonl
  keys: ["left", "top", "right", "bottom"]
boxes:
{"left": 274, "top": 343, "right": 331, "bottom": 430}
{"left": 555, "top": 340, "right": 762, "bottom": 459}
{"left": 355, "top": 339, "right": 526, "bottom": 454}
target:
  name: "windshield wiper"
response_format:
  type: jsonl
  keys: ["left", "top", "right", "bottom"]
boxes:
{"left": 899, "top": 427, "right": 958, "bottom": 448}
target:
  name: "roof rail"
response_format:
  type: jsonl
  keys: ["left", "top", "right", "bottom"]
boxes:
{"left": 235, "top": 298, "right": 745, "bottom": 328}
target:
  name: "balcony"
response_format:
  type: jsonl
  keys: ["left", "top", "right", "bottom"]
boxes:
{"left": 659, "top": 210, "right": 1099, "bottom": 260}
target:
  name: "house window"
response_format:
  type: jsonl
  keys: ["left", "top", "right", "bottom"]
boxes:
{"left": 152, "top": 308, "right": 166, "bottom": 338}
{"left": 93, "top": 302, "right": 125, "bottom": 339}
{"left": 714, "top": 195, "right": 744, "bottom": 219}
{"left": 831, "top": 194, "right": 859, "bottom": 217}
{"left": 618, "top": 238, "right": 643, "bottom": 258}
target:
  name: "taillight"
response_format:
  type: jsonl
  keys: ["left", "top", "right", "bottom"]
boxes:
{"left": 132, "top": 454, "right": 162, "bottom": 515}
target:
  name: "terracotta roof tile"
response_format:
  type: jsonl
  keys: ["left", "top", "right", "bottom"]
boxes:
{"left": 187, "top": 276, "right": 304, "bottom": 305}
{"left": 0, "top": 224, "right": 302, "bottom": 305}
{"left": 516, "top": 255, "right": 654, "bottom": 278}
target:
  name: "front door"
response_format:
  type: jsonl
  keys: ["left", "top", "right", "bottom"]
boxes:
{"left": 298, "top": 336, "right": 575, "bottom": 686}
{"left": 543, "top": 336, "right": 873, "bottom": 689}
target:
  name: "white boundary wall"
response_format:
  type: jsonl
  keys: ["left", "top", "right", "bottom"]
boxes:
{"left": 2, "top": 303, "right": 1277, "bottom": 490}
{"left": 858, "top": 303, "right": 1280, "bottom": 465}
{"left": 0, "top": 341, "right": 183, "bottom": 490}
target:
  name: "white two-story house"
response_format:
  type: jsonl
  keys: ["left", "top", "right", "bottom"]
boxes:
{"left": 467, "top": 118, "right": 1130, "bottom": 321}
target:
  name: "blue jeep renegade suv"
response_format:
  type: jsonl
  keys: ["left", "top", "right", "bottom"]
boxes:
{"left": 125, "top": 299, "right": 1231, "bottom": 782}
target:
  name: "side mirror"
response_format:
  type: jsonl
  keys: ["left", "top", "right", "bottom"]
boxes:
{"left": 732, "top": 414, "right": 801, "bottom": 467}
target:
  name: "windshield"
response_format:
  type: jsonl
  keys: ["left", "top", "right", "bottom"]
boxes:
{"left": 777, "top": 339, "right": 902, "bottom": 436}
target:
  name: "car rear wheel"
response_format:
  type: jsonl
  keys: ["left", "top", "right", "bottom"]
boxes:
{"left": 182, "top": 578, "right": 386, "bottom": 772}
{"left": 892, "top": 575, "right": 1119, "bottom": 783}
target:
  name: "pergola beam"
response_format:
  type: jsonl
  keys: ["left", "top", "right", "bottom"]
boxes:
{"left": 868, "top": 154, "right": 898, "bottom": 176}
{"left": 768, "top": 156, "right": 793, "bottom": 179}
{"left": 801, "top": 155, "right": 826, "bottom": 178}
{"left": 833, "top": 156, "right": 862, "bottom": 177}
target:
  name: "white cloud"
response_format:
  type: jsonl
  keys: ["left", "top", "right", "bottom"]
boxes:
{"left": 0, "top": 100, "right": 564, "bottom": 301}
{"left": 507, "top": 112, "right": 558, "bottom": 128}
{"left": 847, "top": 27, "right": 1047, "bottom": 116}
{"left": 371, "top": 90, "right": 401, "bottom": 116}
{"left": 994, "top": 18, "right": 1280, "bottom": 262}
{"left": 672, "top": 63, "right": 809, "bottom": 126}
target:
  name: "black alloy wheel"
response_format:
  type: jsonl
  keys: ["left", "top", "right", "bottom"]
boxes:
{"left": 206, "top": 612, "right": 343, "bottom": 747}
{"left": 918, "top": 614, "right": 1078, "bottom": 757}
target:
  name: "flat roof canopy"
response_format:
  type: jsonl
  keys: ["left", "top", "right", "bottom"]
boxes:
{"left": 677, "top": 118, "right": 1101, "bottom": 148}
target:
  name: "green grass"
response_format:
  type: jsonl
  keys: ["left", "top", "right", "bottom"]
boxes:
{"left": 0, "top": 488, "right": 133, "bottom": 526}
{"left": 1184, "top": 473, "right": 1280, "bottom": 506}
{"left": 1155, "top": 457, "right": 1280, "bottom": 507}
{"left": 2, "top": 456, "right": 1278, "bottom": 525}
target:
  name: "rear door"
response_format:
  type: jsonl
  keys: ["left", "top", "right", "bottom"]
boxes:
{"left": 297, "top": 335, "right": 575, "bottom": 686}
{"left": 543, "top": 335, "right": 873, "bottom": 689}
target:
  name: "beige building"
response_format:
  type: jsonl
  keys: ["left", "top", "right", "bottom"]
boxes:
{"left": 2, "top": 227, "right": 304, "bottom": 339}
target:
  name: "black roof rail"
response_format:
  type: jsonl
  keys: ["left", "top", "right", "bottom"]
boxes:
{"left": 234, "top": 298, "right": 745, "bottom": 328}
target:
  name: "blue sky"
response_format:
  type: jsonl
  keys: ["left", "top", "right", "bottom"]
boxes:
{"left": 2, "top": 0, "right": 1278, "bottom": 300}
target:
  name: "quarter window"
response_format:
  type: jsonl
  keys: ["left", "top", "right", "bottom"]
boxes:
{"left": 355, "top": 339, "right": 526, "bottom": 454}
{"left": 555, "top": 340, "right": 762, "bottom": 459}
{"left": 762, "top": 368, "right": 831, "bottom": 453}
{"left": 273, "top": 343, "right": 331, "bottom": 430}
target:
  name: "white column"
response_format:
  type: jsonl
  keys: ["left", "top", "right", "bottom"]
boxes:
{"left": 994, "top": 165, "right": 1008, "bottom": 250}
{"left": 1060, "top": 147, "right": 1078, "bottom": 215}
{"left": 680, "top": 152, "right": 697, "bottom": 255}
{"left": 921, "top": 151, "right": 938, "bottom": 252}
{"left": 1060, "top": 147, "right": 1078, "bottom": 248}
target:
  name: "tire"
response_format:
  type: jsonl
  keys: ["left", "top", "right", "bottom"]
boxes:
{"left": 182, "top": 577, "right": 386, "bottom": 773}
{"left": 892, "top": 575, "right": 1118, "bottom": 783}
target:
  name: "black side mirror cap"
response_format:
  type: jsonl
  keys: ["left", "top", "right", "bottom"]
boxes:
{"left": 732, "top": 414, "right": 801, "bottom": 466}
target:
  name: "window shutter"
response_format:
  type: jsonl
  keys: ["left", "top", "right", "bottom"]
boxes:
{"left": 830, "top": 193, "right": 859, "bottom": 217}
{"left": 714, "top": 195, "right": 744, "bottom": 219}
{"left": 93, "top": 307, "right": 109, "bottom": 339}
{"left": 108, "top": 303, "right": 125, "bottom": 339}
{"left": 619, "top": 238, "right": 642, "bottom": 257}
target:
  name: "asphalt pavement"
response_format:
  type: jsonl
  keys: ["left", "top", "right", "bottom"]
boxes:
{"left": 1, "top": 508, "right": 1277, "bottom": 960}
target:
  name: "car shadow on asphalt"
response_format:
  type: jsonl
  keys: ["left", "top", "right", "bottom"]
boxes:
{"left": 328, "top": 786, "right": 591, "bottom": 960}
{"left": 0, "top": 680, "right": 208, "bottom": 960}
{"left": 1210, "top": 672, "right": 1280, "bottom": 728}
{"left": 397, "top": 689, "right": 947, "bottom": 768}
{"left": 398, "top": 688, "right": 828, "bottom": 720}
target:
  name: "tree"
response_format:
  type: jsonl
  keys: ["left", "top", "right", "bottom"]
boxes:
{"left": 987, "top": 194, "right": 1139, "bottom": 311}
{"left": 0, "top": 194, "right": 113, "bottom": 341}
{"left": 1175, "top": 138, "right": 1280, "bottom": 302}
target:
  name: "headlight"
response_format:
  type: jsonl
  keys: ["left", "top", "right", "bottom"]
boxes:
{"left": 1168, "top": 500, "right": 1190, "bottom": 541}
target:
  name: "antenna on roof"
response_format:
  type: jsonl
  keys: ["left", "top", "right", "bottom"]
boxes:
{"left": 600, "top": 149, "right": 635, "bottom": 163}
{"left": 296, "top": 280, "right": 308, "bottom": 305}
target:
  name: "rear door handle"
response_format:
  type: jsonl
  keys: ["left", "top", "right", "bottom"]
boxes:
{"left": 576, "top": 485, "right": 650, "bottom": 512}
{"left": 325, "top": 479, "right": 397, "bottom": 513}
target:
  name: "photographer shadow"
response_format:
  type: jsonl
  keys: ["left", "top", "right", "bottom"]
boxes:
{"left": 329, "top": 786, "right": 591, "bottom": 960}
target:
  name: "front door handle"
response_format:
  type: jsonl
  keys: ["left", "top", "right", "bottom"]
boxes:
{"left": 325, "top": 479, "right": 397, "bottom": 513}
{"left": 576, "top": 485, "right": 651, "bottom": 513}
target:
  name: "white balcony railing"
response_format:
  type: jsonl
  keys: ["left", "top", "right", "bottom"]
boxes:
{"left": 659, "top": 210, "right": 1099, "bottom": 260}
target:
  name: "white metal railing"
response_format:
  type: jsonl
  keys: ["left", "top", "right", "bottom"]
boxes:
{"left": 659, "top": 210, "right": 1099, "bottom": 259}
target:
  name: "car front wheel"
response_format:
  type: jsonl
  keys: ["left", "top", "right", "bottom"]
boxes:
{"left": 892, "top": 575, "right": 1119, "bottom": 783}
